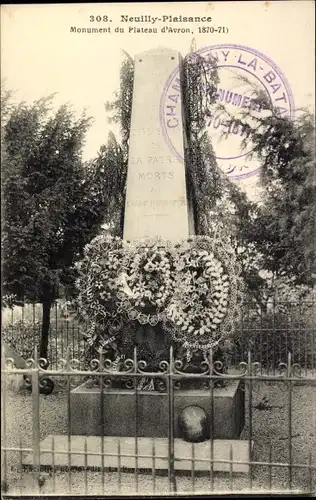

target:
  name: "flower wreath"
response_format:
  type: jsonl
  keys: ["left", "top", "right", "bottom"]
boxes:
{"left": 75, "top": 233, "right": 244, "bottom": 357}
{"left": 116, "top": 237, "right": 176, "bottom": 326}
{"left": 75, "top": 234, "right": 126, "bottom": 324}
{"left": 165, "top": 236, "right": 243, "bottom": 351}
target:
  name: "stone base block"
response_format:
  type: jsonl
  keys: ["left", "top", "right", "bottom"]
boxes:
{"left": 70, "top": 380, "right": 244, "bottom": 439}
{"left": 23, "top": 435, "right": 253, "bottom": 474}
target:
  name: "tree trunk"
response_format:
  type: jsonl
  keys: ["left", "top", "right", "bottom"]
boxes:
{"left": 40, "top": 294, "right": 52, "bottom": 366}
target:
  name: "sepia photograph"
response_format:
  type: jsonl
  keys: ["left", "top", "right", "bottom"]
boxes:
{"left": 1, "top": 1, "right": 315, "bottom": 497}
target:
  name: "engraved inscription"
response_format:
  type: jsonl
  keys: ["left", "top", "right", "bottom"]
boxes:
{"left": 148, "top": 156, "right": 173, "bottom": 164}
{"left": 129, "top": 127, "right": 162, "bottom": 137}
{"left": 138, "top": 172, "right": 174, "bottom": 180}
{"left": 130, "top": 156, "right": 181, "bottom": 165}
{"left": 127, "top": 199, "right": 187, "bottom": 208}
{"left": 130, "top": 157, "right": 143, "bottom": 164}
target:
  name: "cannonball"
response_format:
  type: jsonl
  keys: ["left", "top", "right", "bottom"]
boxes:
{"left": 178, "top": 405, "right": 209, "bottom": 443}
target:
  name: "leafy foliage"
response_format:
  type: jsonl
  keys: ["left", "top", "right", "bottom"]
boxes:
{"left": 2, "top": 97, "right": 92, "bottom": 303}
{"left": 183, "top": 52, "right": 223, "bottom": 234}
{"left": 81, "top": 132, "right": 126, "bottom": 238}
{"left": 211, "top": 75, "right": 316, "bottom": 289}
{"left": 247, "top": 110, "right": 316, "bottom": 287}
{"left": 1, "top": 60, "right": 133, "bottom": 358}
{"left": 104, "top": 50, "right": 134, "bottom": 149}
{"left": 104, "top": 51, "right": 134, "bottom": 232}
{"left": 1, "top": 93, "right": 96, "bottom": 359}
{"left": 2, "top": 319, "right": 41, "bottom": 360}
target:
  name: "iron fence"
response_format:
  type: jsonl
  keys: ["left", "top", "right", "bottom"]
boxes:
{"left": 1, "top": 347, "right": 315, "bottom": 497}
{"left": 1, "top": 302, "right": 84, "bottom": 370}
{"left": 2, "top": 299, "right": 315, "bottom": 373}
{"left": 231, "top": 299, "right": 316, "bottom": 372}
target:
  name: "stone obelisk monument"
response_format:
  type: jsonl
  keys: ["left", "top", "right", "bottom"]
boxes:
{"left": 123, "top": 48, "right": 193, "bottom": 242}
{"left": 25, "top": 48, "right": 248, "bottom": 475}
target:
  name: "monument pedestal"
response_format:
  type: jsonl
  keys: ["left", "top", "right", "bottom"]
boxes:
{"left": 70, "top": 380, "right": 244, "bottom": 439}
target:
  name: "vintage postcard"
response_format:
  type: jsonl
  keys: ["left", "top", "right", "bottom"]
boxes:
{"left": 1, "top": 1, "right": 315, "bottom": 497}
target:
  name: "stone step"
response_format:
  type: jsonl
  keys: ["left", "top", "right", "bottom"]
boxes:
{"left": 23, "top": 436, "right": 253, "bottom": 473}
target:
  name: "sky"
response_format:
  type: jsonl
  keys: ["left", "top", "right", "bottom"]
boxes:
{"left": 1, "top": 1, "right": 315, "bottom": 199}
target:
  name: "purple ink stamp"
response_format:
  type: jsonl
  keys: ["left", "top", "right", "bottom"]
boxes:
{"left": 160, "top": 44, "right": 295, "bottom": 180}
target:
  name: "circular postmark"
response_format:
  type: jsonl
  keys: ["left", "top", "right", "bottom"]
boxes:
{"left": 160, "top": 44, "right": 295, "bottom": 180}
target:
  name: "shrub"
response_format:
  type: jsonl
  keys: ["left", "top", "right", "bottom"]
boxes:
{"left": 2, "top": 319, "right": 41, "bottom": 361}
{"left": 231, "top": 303, "right": 315, "bottom": 370}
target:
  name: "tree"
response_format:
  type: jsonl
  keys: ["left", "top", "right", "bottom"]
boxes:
{"left": 183, "top": 58, "right": 316, "bottom": 297}
{"left": 1, "top": 94, "right": 93, "bottom": 361}
{"left": 181, "top": 53, "right": 271, "bottom": 304}
{"left": 218, "top": 85, "right": 316, "bottom": 290}
{"left": 1, "top": 84, "right": 15, "bottom": 243}
{"left": 104, "top": 50, "right": 134, "bottom": 234}
{"left": 80, "top": 132, "right": 126, "bottom": 239}
{"left": 1, "top": 77, "right": 136, "bottom": 361}
{"left": 246, "top": 109, "right": 316, "bottom": 287}
{"left": 183, "top": 51, "right": 223, "bottom": 234}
